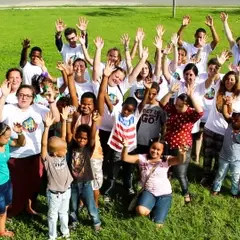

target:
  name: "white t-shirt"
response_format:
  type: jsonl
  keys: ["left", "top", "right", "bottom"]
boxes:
{"left": 231, "top": 43, "right": 240, "bottom": 66}
{"left": 205, "top": 92, "right": 240, "bottom": 135}
{"left": 94, "top": 78, "right": 129, "bottom": 131}
{"left": 182, "top": 42, "right": 212, "bottom": 74}
{"left": 22, "top": 62, "right": 42, "bottom": 85}
{"left": 1, "top": 103, "right": 49, "bottom": 158}
{"left": 57, "top": 77, "right": 96, "bottom": 100}
{"left": 60, "top": 43, "right": 84, "bottom": 63}
{"left": 0, "top": 90, "right": 18, "bottom": 104}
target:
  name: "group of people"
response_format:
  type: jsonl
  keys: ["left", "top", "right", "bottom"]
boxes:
{"left": 0, "top": 12, "right": 239, "bottom": 239}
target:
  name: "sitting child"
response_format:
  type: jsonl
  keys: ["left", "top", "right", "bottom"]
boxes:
{"left": 41, "top": 109, "right": 73, "bottom": 240}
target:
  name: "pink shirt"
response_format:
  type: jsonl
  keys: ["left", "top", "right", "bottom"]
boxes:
{"left": 138, "top": 154, "right": 172, "bottom": 196}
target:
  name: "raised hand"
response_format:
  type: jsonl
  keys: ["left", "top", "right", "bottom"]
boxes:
{"left": 61, "top": 106, "right": 71, "bottom": 121}
{"left": 79, "top": 35, "right": 86, "bottom": 46}
{"left": 199, "top": 34, "right": 208, "bottom": 47}
{"left": 92, "top": 110, "right": 100, "bottom": 122}
{"left": 122, "top": 138, "right": 128, "bottom": 147}
{"left": 1, "top": 80, "right": 11, "bottom": 97}
{"left": 144, "top": 78, "right": 152, "bottom": 89}
{"left": 35, "top": 57, "right": 45, "bottom": 68}
{"left": 22, "top": 39, "right": 30, "bottom": 49}
{"left": 44, "top": 112, "right": 55, "bottom": 127}
{"left": 56, "top": 61, "right": 65, "bottom": 71}
{"left": 65, "top": 59, "right": 74, "bottom": 76}
{"left": 120, "top": 34, "right": 130, "bottom": 48}
{"left": 186, "top": 84, "right": 195, "bottom": 97}
{"left": 223, "top": 95, "right": 233, "bottom": 106}
{"left": 163, "top": 44, "right": 172, "bottom": 55}
{"left": 153, "top": 36, "right": 162, "bottom": 49}
{"left": 103, "top": 61, "right": 115, "bottom": 77}
{"left": 171, "top": 33, "right": 179, "bottom": 46}
{"left": 217, "top": 50, "right": 232, "bottom": 66}
{"left": 13, "top": 122, "right": 23, "bottom": 134}
{"left": 156, "top": 25, "right": 165, "bottom": 38}
{"left": 220, "top": 12, "right": 228, "bottom": 23}
{"left": 76, "top": 17, "right": 89, "bottom": 32}
{"left": 170, "top": 82, "right": 180, "bottom": 94}
{"left": 182, "top": 15, "right": 191, "bottom": 26}
{"left": 142, "top": 47, "right": 149, "bottom": 60}
{"left": 44, "top": 86, "right": 56, "bottom": 102}
{"left": 94, "top": 36, "right": 104, "bottom": 50}
{"left": 136, "top": 28, "right": 145, "bottom": 42}
{"left": 205, "top": 15, "right": 214, "bottom": 27}
{"left": 55, "top": 18, "right": 66, "bottom": 32}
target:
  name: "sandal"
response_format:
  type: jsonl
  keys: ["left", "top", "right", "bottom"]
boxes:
{"left": 0, "top": 230, "right": 14, "bottom": 238}
{"left": 184, "top": 195, "right": 191, "bottom": 204}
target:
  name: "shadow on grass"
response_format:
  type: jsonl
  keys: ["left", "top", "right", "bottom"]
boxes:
{"left": 208, "top": 8, "right": 240, "bottom": 16}
{"left": 85, "top": 7, "right": 136, "bottom": 17}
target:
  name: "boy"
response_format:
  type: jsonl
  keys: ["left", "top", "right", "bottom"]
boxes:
{"left": 41, "top": 110, "right": 73, "bottom": 240}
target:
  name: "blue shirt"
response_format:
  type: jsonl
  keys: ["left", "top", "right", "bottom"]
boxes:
{"left": 0, "top": 141, "right": 11, "bottom": 185}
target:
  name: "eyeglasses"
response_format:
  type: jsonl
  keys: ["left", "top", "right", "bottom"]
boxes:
{"left": 17, "top": 93, "right": 33, "bottom": 99}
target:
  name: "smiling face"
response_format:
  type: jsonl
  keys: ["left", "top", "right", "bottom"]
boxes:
{"left": 17, "top": 87, "right": 34, "bottom": 109}
{"left": 80, "top": 97, "right": 94, "bottom": 115}
{"left": 194, "top": 31, "right": 206, "bottom": 45}
{"left": 184, "top": 69, "right": 197, "bottom": 86}
{"left": 149, "top": 142, "right": 164, "bottom": 159}
{"left": 107, "top": 50, "right": 120, "bottom": 65}
{"left": 73, "top": 60, "right": 86, "bottom": 77}
{"left": 207, "top": 64, "right": 219, "bottom": 78}
{"left": 108, "top": 69, "right": 125, "bottom": 87}
{"left": 148, "top": 88, "right": 158, "bottom": 104}
{"left": 140, "top": 63, "right": 150, "bottom": 79}
{"left": 66, "top": 33, "right": 78, "bottom": 48}
{"left": 8, "top": 70, "right": 22, "bottom": 92}
{"left": 178, "top": 49, "right": 187, "bottom": 64}
{"left": 224, "top": 74, "right": 236, "bottom": 91}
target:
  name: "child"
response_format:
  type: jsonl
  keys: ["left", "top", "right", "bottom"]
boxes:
{"left": 98, "top": 62, "right": 151, "bottom": 201}
{"left": 41, "top": 110, "right": 73, "bottom": 240}
{"left": 0, "top": 122, "right": 26, "bottom": 238}
{"left": 212, "top": 110, "right": 240, "bottom": 198}
{"left": 66, "top": 110, "right": 101, "bottom": 231}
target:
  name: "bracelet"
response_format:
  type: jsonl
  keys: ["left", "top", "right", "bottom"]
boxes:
{"left": 48, "top": 100, "right": 55, "bottom": 104}
{"left": 18, "top": 132, "right": 23, "bottom": 136}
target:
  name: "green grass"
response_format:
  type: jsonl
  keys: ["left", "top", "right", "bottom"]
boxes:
{"left": 1, "top": 6, "right": 240, "bottom": 240}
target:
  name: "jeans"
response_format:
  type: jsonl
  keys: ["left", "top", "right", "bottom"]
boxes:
{"left": 171, "top": 148, "right": 191, "bottom": 196}
{"left": 70, "top": 181, "right": 101, "bottom": 227}
{"left": 212, "top": 158, "right": 240, "bottom": 196}
{"left": 137, "top": 190, "right": 172, "bottom": 224}
{"left": 104, "top": 150, "right": 134, "bottom": 196}
{"left": 47, "top": 188, "right": 71, "bottom": 240}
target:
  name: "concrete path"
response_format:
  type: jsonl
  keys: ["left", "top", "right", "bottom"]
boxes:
{"left": 0, "top": 0, "right": 239, "bottom": 7}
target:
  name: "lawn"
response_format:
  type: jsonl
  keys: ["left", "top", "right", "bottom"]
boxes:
{"left": 1, "top": 6, "right": 240, "bottom": 240}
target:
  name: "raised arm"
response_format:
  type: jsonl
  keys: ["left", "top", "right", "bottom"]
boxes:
{"left": 136, "top": 28, "right": 145, "bottom": 58}
{"left": 79, "top": 36, "right": 93, "bottom": 66}
{"left": 121, "top": 139, "right": 139, "bottom": 164}
{"left": 20, "top": 39, "right": 30, "bottom": 68}
{"left": 138, "top": 81, "right": 151, "bottom": 113}
{"left": 92, "top": 37, "right": 104, "bottom": 82}
{"left": 177, "top": 15, "right": 190, "bottom": 46}
{"left": 222, "top": 96, "right": 233, "bottom": 122}
{"left": 76, "top": 16, "right": 89, "bottom": 48}
{"left": 10, "top": 123, "right": 26, "bottom": 147}
{"left": 205, "top": 15, "right": 219, "bottom": 50}
{"left": 120, "top": 34, "right": 133, "bottom": 75}
{"left": 169, "top": 33, "right": 179, "bottom": 73}
{"left": 220, "top": 12, "right": 235, "bottom": 49}
{"left": 41, "top": 112, "right": 55, "bottom": 159}
{"left": 0, "top": 81, "right": 11, "bottom": 121}
{"left": 56, "top": 61, "right": 68, "bottom": 94}
{"left": 160, "top": 82, "right": 180, "bottom": 107}
{"left": 130, "top": 33, "right": 138, "bottom": 60}
{"left": 168, "top": 146, "right": 187, "bottom": 166}
{"left": 153, "top": 35, "right": 163, "bottom": 78}
{"left": 128, "top": 47, "right": 149, "bottom": 85}
{"left": 55, "top": 19, "right": 66, "bottom": 52}
{"left": 97, "top": 62, "right": 114, "bottom": 115}
{"left": 60, "top": 106, "right": 71, "bottom": 140}
{"left": 45, "top": 88, "right": 60, "bottom": 123}
{"left": 89, "top": 111, "right": 100, "bottom": 149}
{"left": 186, "top": 85, "right": 203, "bottom": 113}
{"left": 162, "top": 45, "right": 173, "bottom": 83}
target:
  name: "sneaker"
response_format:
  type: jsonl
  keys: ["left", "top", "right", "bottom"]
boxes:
{"left": 94, "top": 225, "right": 101, "bottom": 233}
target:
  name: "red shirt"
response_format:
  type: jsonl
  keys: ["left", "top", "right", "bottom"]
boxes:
{"left": 163, "top": 104, "right": 203, "bottom": 149}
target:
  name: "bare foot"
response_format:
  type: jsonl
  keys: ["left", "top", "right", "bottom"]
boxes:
{"left": 26, "top": 207, "right": 39, "bottom": 215}
{"left": 0, "top": 230, "right": 14, "bottom": 238}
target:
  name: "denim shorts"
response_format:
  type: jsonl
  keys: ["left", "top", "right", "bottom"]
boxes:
{"left": 0, "top": 180, "right": 12, "bottom": 214}
{"left": 137, "top": 190, "right": 172, "bottom": 224}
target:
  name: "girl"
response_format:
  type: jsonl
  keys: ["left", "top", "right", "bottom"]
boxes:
{"left": 0, "top": 123, "right": 26, "bottom": 238}
{"left": 66, "top": 111, "right": 101, "bottom": 231}
{"left": 121, "top": 139, "right": 187, "bottom": 227}
{"left": 160, "top": 83, "right": 203, "bottom": 203}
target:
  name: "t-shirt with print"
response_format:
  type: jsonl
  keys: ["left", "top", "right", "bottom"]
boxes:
{"left": 1, "top": 103, "right": 49, "bottom": 158}
{"left": 162, "top": 103, "right": 203, "bottom": 149}
{"left": 182, "top": 42, "right": 212, "bottom": 74}
{"left": 94, "top": 79, "right": 129, "bottom": 132}
{"left": 43, "top": 154, "right": 73, "bottom": 192}
{"left": 205, "top": 93, "right": 240, "bottom": 135}
{"left": 138, "top": 154, "right": 172, "bottom": 196}
{"left": 69, "top": 146, "right": 93, "bottom": 182}
{"left": 57, "top": 77, "right": 96, "bottom": 100}
{"left": 137, "top": 104, "right": 166, "bottom": 146}
{"left": 0, "top": 141, "right": 11, "bottom": 185}
{"left": 22, "top": 62, "right": 43, "bottom": 85}
{"left": 219, "top": 124, "right": 240, "bottom": 162}
{"left": 108, "top": 107, "right": 141, "bottom": 152}
{"left": 231, "top": 43, "right": 240, "bottom": 66}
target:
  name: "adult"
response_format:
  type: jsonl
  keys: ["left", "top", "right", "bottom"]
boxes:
{"left": 0, "top": 82, "right": 60, "bottom": 217}
{"left": 201, "top": 71, "right": 240, "bottom": 186}
{"left": 160, "top": 83, "right": 203, "bottom": 203}
{"left": 220, "top": 12, "right": 240, "bottom": 67}
{"left": 177, "top": 15, "right": 219, "bottom": 73}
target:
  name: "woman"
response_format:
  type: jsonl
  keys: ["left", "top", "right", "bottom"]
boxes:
{"left": 160, "top": 83, "right": 203, "bottom": 203}
{"left": 201, "top": 71, "right": 240, "bottom": 186}
{"left": 0, "top": 81, "right": 60, "bottom": 217}
{"left": 121, "top": 139, "right": 186, "bottom": 227}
